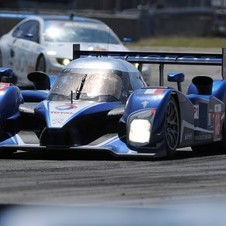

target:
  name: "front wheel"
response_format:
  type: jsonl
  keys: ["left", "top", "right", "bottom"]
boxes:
{"left": 164, "top": 97, "right": 180, "bottom": 157}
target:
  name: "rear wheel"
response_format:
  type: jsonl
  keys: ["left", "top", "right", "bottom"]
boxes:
{"left": 164, "top": 97, "right": 180, "bottom": 157}
{"left": 36, "top": 55, "right": 46, "bottom": 72}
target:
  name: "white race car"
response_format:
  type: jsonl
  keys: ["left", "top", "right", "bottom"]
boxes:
{"left": 0, "top": 14, "right": 129, "bottom": 87}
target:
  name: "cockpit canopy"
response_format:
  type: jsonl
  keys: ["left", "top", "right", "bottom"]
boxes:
{"left": 47, "top": 57, "right": 146, "bottom": 102}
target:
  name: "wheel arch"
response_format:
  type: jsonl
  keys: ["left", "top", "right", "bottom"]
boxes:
{"left": 171, "top": 91, "right": 182, "bottom": 122}
{"left": 163, "top": 93, "right": 181, "bottom": 157}
{"left": 120, "top": 88, "right": 182, "bottom": 157}
{"left": 35, "top": 53, "right": 46, "bottom": 72}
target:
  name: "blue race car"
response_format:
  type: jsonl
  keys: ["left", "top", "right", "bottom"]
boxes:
{"left": 0, "top": 49, "right": 224, "bottom": 158}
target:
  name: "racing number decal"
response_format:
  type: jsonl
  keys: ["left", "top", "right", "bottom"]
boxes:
{"left": 214, "top": 104, "right": 222, "bottom": 139}
{"left": 214, "top": 112, "right": 221, "bottom": 138}
{"left": 194, "top": 105, "right": 199, "bottom": 119}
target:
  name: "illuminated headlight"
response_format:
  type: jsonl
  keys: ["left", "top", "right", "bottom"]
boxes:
{"left": 57, "top": 58, "right": 71, "bottom": 66}
{"left": 47, "top": 50, "right": 57, "bottom": 56}
{"left": 129, "top": 119, "right": 151, "bottom": 144}
{"left": 134, "top": 63, "right": 139, "bottom": 69}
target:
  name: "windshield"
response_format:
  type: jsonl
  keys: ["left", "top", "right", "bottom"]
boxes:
{"left": 43, "top": 20, "right": 120, "bottom": 44}
{"left": 47, "top": 70, "right": 123, "bottom": 101}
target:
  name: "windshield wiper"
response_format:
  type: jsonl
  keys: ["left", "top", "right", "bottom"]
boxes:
{"left": 71, "top": 74, "right": 87, "bottom": 103}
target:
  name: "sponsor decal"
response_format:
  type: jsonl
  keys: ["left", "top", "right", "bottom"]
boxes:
{"left": 180, "top": 120, "right": 195, "bottom": 143}
{"left": 208, "top": 113, "right": 212, "bottom": 127}
{"left": 47, "top": 101, "right": 98, "bottom": 128}
{"left": 55, "top": 103, "right": 77, "bottom": 111}
{"left": 208, "top": 104, "right": 223, "bottom": 140}
{"left": 195, "top": 133, "right": 212, "bottom": 141}
{"left": 194, "top": 104, "right": 199, "bottom": 119}
{"left": 51, "top": 118, "right": 65, "bottom": 125}
{"left": 214, "top": 112, "right": 221, "bottom": 139}
{"left": 48, "top": 102, "right": 78, "bottom": 127}
{"left": 141, "top": 100, "right": 149, "bottom": 108}
{"left": 214, "top": 104, "right": 222, "bottom": 112}
{"left": 184, "top": 133, "right": 193, "bottom": 141}
{"left": 50, "top": 111, "right": 73, "bottom": 115}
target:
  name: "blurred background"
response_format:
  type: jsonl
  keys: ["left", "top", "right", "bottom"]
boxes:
{"left": 1, "top": 0, "right": 226, "bottom": 43}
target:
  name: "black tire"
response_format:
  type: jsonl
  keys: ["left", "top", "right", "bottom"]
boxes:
{"left": 36, "top": 55, "right": 46, "bottom": 72}
{"left": 164, "top": 97, "right": 180, "bottom": 157}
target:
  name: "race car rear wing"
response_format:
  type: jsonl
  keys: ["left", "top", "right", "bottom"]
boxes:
{"left": 73, "top": 44, "right": 226, "bottom": 84}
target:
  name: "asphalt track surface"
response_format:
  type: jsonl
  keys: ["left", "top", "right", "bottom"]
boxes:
{"left": 1, "top": 47, "right": 226, "bottom": 209}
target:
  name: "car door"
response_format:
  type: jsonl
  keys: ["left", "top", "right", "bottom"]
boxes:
{"left": 10, "top": 19, "right": 41, "bottom": 86}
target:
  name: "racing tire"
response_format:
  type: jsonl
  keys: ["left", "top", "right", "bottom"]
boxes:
{"left": 164, "top": 96, "right": 180, "bottom": 157}
{"left": 36, "top": 55, "right": 46, "bottom": 72}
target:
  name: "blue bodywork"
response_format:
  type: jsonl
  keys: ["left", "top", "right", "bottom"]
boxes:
{"left": 0, "top": 49, "right": 225, "bottom": 158}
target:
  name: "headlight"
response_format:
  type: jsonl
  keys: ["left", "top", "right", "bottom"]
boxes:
{"left": 47, "top": 50, "right": 57, "bottom": 56}
{"left": 133, "top": 63, "right": 139, "bottom": 68}
{"left": 57, "top": 58, "right": 71, "bottom": 66}
{"left": 129, "top": 119, "right": 151, "bottom": 144}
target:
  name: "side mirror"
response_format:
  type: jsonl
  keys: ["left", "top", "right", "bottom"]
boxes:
{"left": 0, "top": 68, "right": 17, "bottom": 84}
{"left": 27, "top": 71, "right": 50, "bottom": 90}
{"left": 167, "top": 72, "right": 185, "bottom": 92}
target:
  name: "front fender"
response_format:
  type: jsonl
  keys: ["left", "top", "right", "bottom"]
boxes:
{"left": 121, "top": 87, "right": 175, "bottom": 138}
{"left": 121, "top": 87, "right": 195, "bottom": 150}
{"left": 119, "top": 87, "right": 176, "bottom": 153}
{"left": 0, "top": 84, "right": 23, "bottom": 131}
{"left": 0, "top": 85, "right": 23, "bottom": 119}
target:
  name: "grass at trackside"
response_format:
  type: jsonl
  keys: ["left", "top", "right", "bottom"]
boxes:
{"left": 129, "top": 36, "right": 226, "bottom": 48}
